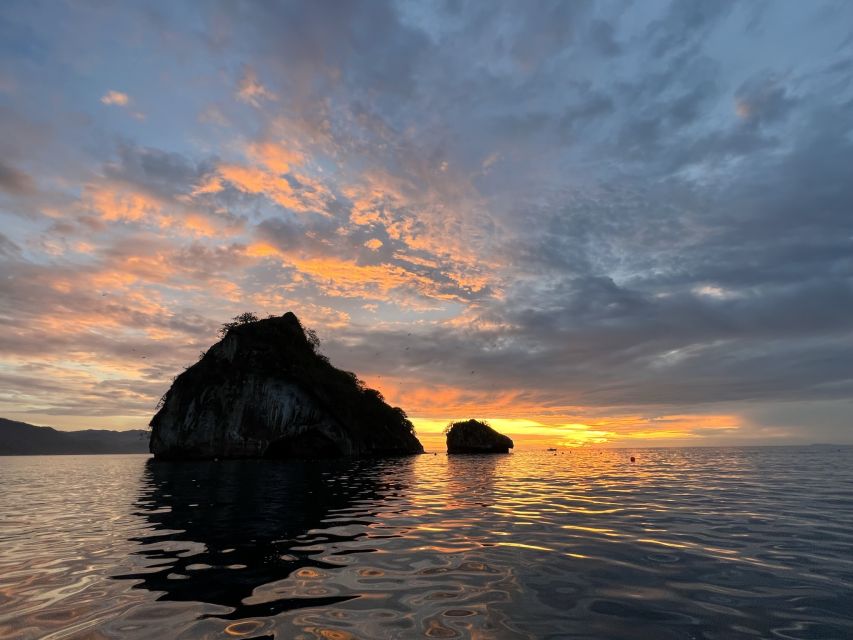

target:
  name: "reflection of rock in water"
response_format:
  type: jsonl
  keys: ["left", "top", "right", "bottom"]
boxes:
{"left": 117, "top": 458, "right": 389, "bottom": 619}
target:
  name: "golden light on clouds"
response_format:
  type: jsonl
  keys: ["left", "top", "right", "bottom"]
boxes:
{"left": 411, "top": 417, "right": 613, "bottom": 450}
{"left": 4, "top": 0, "right": 846, "bottom": 448}
{"left": 409, "top": 413, "right": 743, "bottom": 450}
{"left": 100, "top": 90, "right": 129, "bottom": 106}
{"left": 359, "top": 374, "right": 746, "bottom": 449}
{"left": 247, "top": 141, "right": 304, "bottom": 174}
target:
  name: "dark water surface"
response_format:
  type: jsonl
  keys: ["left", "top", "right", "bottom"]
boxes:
{"left": 2, "top": 448, "right": 853, "bottom": 639}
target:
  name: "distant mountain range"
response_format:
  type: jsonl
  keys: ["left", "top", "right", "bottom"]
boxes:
{"left": 0, "top": 418, "right": 150, "bottom": 455}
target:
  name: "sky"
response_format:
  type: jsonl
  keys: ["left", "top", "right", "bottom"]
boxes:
{"left": 1, "top": 0, "right": 852, "bottom": 449}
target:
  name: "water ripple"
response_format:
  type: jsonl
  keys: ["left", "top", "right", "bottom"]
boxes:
{"left": 1, "top": 447, "right": 853, "bottom": 638}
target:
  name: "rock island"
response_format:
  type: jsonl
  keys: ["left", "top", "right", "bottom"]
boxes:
{"left": 149, "top": 312, "right": 424, "bottom": 460}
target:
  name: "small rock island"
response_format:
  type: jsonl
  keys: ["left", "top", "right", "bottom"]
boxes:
{"left": 149, "top": 312, "right": 424, "bottom": 460}
{"left": 446, "top": 419, "right": 514, "bottom": 454}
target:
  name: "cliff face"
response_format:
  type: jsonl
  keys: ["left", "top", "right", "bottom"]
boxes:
{"left": 149, "top": 313, "right": 423, "bottom": 459}
{"left": 446, "top": 419, "right": 514, "bottom": 454}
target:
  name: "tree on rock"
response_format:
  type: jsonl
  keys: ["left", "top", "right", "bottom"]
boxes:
{"left": 219, "top": 312, "right": 260, "bottom": 336}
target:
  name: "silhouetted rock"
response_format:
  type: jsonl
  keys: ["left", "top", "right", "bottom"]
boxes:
{"left": 149, "top": 312, "right": 423, "bottom": 460}
{"left": 446, "top": 419, "right": 513, "bottom": 454}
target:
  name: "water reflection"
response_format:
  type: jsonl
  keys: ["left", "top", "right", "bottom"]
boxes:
{"left": 445, "top": 454, "right": 502, "bottom": 508}
{"left": 119, "top": 457, "right": 409, "bottom": 619}
{"left": 4, "top": 450, "right": 852, "bottom": 639}
{"left": 110, "top": 449, "right": 853, "bottom": 638}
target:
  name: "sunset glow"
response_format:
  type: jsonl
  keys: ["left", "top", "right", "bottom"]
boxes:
{"left": 1, "top": 1, "right": 852, "bottom": 447}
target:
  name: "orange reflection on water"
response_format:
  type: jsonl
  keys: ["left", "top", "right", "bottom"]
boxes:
{"left": 398, "top": 446, "right": 784, "bottom": 578}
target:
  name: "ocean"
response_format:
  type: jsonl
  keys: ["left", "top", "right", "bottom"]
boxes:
{"left": 1, "top": 447, "right": 852, "bottom": 639}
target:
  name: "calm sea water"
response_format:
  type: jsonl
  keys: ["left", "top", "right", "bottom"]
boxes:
{"left": 1, "top": 448, "right": 853, "bottom": 640}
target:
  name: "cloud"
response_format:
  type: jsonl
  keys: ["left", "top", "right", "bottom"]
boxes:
{"left": 0, "top": 160, "right": 35, "bottom": 195}
{"left": 236, "top": 66, "right": 276, "bottom": 106}
{"left": 734, "top": 73, "right": 796, "bottom": 125}
{"left": 246, "top": 141, "right": 303, "bottom": 174}
{"left": 0, "top": 232, "right": 20, "bottom": 257}
{"left": 1, "top": 0, "right": 852, "bottom": 445}
{"left": 100, "top": 90, "right": 145, "bottom": 119}
{"left": 100, "top": 90, "right": 130, "bottom": 106}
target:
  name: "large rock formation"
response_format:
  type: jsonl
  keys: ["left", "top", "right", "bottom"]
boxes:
{"left": 149, "top": 312, "right": 424, "bottom": 459}
{"left": 446, "top": 419, "right": 514, "bottom": 454}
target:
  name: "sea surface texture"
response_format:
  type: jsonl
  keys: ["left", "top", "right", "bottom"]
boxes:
{"left": 1, "top": 448, "right": 852, "bottom": 639}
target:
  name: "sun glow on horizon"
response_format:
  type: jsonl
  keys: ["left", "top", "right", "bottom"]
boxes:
{"left": 410, "top": 413, "right": 744, "bottom": 450}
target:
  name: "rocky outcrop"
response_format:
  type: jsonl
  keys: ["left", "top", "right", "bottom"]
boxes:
{"left": 446, "top": 419, "right": 514, "bottom": 454}
{"left": 149, "top": 312, "right": 424, "bottom": 460}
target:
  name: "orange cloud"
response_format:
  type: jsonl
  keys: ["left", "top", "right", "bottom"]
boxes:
{"left": 288, "top": 257, "right": 427, "bottom": 298}
{"left": 101, "top": 90, "right": 129, "bottom": 106}
{"left": 184, "top": 213, "right": 219, "bottom": 237}
{"left": 247, "top": 141, "right": 304, "bottom": 174}
{"left": 346, "top": 188, "right": 393, "bottom": 226}
{"left": 87, "top": 185, "right": 162, "bottom": 224}
{"left": 244, "top": 242, "right": 468, "bottom": 302}
{"left": 216, "top": 163, "right": 329, "bottom": 213}
{"left": 191, "top": 175, "right": 224, "bottom": 196}
{"left": 245, "top": 241, "right": 282, "bottom": 258}
{"left": 86, "top": 183, "right": 226, "bottom": 237}
{"left": 343, "top": 177, "right": 501, "bottom": 299}
{"left": 348, "top": 375, "right": 744, "bottom": 448}
{"left": 410, "top": 417, "right": 613, "bottom": 449}
{"left": 218, "top": 163, "right": 286, "bottom": 195}
{"left": 363, "top": 378, "right": 534, "bottom": 418}
{"left": 407, "top": 412, "right": 744, "bottom": 449}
